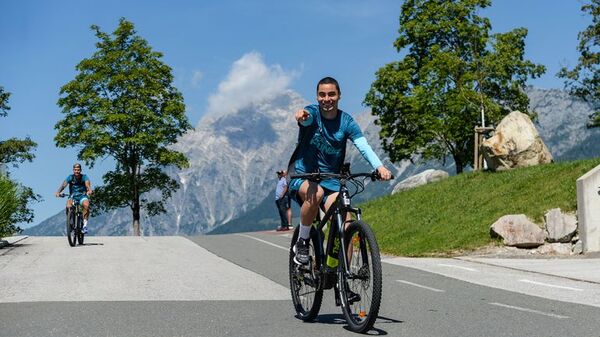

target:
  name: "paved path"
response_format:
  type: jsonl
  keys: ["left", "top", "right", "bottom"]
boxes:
{"left": 0, "top": 236, "right": 289, "bottom": 302}
{"left": 2, "top": 234, "right": 600, "bottom": 337}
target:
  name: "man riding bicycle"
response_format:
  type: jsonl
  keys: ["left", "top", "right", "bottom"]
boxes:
{"left": 55, "top": 163, "right": 93, "bottom": 233}
{"left": 290, "top": 77, "right": 392, "bottom": 265}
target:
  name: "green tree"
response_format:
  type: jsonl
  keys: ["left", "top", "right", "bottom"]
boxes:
{"left": 364, "top": 0, "right": 545, "bottom": 173}
{"left": 0, "top": 87, "right": 37, "bottom": 167}
{"left": 558, "top": 0, "right": 599, "bottom": 127}
{"left": 55, "top": 18, "right": 192, "bottom": 236}
{"left": 0, "top": 86, "right": 10, "bottom": 117}
{"left": 0, "top": 86, "right": 39, "bottom": 236}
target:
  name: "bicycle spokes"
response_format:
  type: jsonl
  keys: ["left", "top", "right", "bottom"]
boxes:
{"left": 340, "top": 221, "right": 382, "bottom": 333}
{"left": 289, "top": 227, "right": 324, "bottom": 322}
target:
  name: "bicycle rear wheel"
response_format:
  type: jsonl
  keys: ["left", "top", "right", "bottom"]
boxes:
{"left": 289, "top": 226, "right": 323, "bottom": 321}
{"left": 66, "top": 209, "right": 76, "bottom": 247}
{"left": 338, "top": 220, "right": 382, "bottom": 333}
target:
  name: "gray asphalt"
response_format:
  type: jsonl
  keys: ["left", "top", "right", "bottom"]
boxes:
{"left": 1, "top": 233, "right": 600, "bottom": 337}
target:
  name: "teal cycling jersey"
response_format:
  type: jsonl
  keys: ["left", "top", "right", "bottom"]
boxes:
{"left": 66, "top": 174, "right": 89, "bottom": 196}
{"left": 292, "top": 104, "right": 382, "bottom": 191}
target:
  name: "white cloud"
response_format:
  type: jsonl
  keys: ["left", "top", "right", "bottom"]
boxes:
{"left": 206, "top": 51, "right": 295, "bottom": 116}
{"left": 191, "top": 70, "right": 204, "bottom": 87}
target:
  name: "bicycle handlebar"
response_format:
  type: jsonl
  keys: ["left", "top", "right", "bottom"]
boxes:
{"left": 290, "top": 171, "right": 394, "bottom": 182}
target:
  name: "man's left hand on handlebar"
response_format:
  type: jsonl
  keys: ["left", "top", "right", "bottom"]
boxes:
{"left": 376, "top": 166, "right": 392, "bottom": 181}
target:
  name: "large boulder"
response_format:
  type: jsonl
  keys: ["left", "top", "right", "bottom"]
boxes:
{"left": 544, "top": 208, "right": 577, "bottom": 243}
{"left": 391, "top": 169, "right": 449, "bottom": 194}
{"left": 481, "top": 111, "right": 553, "bottom": 171}
{"left": 490, "top": 214, "right": 546, "bottom": 248}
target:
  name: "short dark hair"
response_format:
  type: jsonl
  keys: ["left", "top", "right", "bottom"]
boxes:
{"left": 73, "top": 163, "right": 81, "bottom": 169}
{"left": 317, "top": 77, "right": 341, "bottom": 95}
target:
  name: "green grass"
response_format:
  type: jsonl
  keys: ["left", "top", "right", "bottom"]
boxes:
{"left": 360, "top": 158, "right": 600, "bottom": 257}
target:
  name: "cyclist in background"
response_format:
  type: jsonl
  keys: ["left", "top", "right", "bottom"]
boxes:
{"left": 289, "top": 77, "right": 392, "bottom": 265}
{"left": 55, "top": 163, "right": 93, "bottom": 233}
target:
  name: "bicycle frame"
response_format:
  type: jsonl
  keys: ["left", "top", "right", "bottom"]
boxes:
{"left": 69, "top": 199, "right": 83, "bottom": 221}
{"left": 314, "top": 182, "right": 362, "bottom": 280}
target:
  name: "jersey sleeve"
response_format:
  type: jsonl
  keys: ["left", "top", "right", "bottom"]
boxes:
{"left": 345, "top": 113, "right": 383, "bottom": 169}
{"left": 352, "top": 137, "right": 383, "bottom": 170}
{"left": 65, "top": 175, "right": 72, "bottom": 183}
{"left": 299, "top": 104, "right": 318, "bottom": 127}
{"left": 345, "top": 114, "right": 364, "bottom": 142}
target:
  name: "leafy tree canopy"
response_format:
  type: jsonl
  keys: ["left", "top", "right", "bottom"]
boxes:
{"left": 364, "top": 0, "right": 545, "bottom": 173}
{"left": 0, "top": 86, "right": 10, "bottom": 117}
{"left": 55, "top": 18, "right": 192, "bottom": 235}
{"left": 0, "top": 87, "right": 37, "bottom": 168}
{"left": 0, "top": 86, "right": 39, "bottom": 235}
{"left": 558, "top": 0, "right": 600, "bottom": 127}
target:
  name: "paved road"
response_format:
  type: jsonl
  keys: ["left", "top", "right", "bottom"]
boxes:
{"left": 1, "top": 234, "right": 600, "bottom": 337}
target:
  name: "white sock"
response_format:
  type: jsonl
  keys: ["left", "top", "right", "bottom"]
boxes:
{"left": 299, "top": 224, "right": 311, "bottom": 240}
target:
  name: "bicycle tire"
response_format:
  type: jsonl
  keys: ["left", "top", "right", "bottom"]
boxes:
{"left": 77, "top": 214, "right": 85, "bottom": 245}
{"left": 66, "top": 209, "right": 76, "bottom": 247}
{"left": 289, "top": 226, "right": 323, "bottom": 321}
{"left": 338, "top": 220, "right": 382, "bottom": 333}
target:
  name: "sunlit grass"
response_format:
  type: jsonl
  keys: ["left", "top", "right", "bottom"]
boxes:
{"left": 360, "top": 158, "right": 600, "bottom": 257}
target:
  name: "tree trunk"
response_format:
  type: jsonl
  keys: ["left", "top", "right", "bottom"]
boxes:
{"left": 132, "top": 195, "right": 141, "bottom": 236}
{"left": 131, "top": 163, "right": 141, "bottom": 236}
{"left": 454, "top": 155, "right": 464, "bottom": 174}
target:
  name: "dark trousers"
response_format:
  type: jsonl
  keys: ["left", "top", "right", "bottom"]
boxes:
{"left": 275, "top": 195, "right": 290, "bottom": 227}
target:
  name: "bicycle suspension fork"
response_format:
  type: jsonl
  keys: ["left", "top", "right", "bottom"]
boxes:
{"left": 336, "top": 185, "right": 358, "bottom": 279}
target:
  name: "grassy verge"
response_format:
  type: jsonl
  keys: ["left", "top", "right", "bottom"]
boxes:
{"left": 360, "top": 158, "right": 600, "bottom": 257}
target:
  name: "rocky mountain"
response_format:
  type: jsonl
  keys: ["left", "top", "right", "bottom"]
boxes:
{"left": 528, "top": 87, "right": 600, "bottom": 161}
{"left": 24, "top": 88, "right": 597, "bottom": 236}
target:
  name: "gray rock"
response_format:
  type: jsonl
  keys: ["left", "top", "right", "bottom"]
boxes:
{"left": 490, "top": 214, "right": 546, "bottom": 248}
{"left": 481, "top": 111, "right": 553, "bottom": 171}
{"left": 536, "top": 243, "right": 573, "bottom": 255}
{"left": 572, "top": 240, "right": 583, "bottom": 254}
{"left": 544, "top": 208, "right": 578, "bottom": 243}
{"left": 391, "top": 169, "right": 449, "bottom": 194}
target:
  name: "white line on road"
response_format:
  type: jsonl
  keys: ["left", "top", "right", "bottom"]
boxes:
{"left": 236, "top": 234, "right": 289, "bottom": 251}
{"left": 489, "top": 302, "right": 570, "bottom": 319}
{"left": 396, "top": 280, "right": 445, "bottom": 292}
{"left": 437, "top": 263, "right": 477, "bottom": 271}
{"left": 519, "top": 279, "right": 584, "bottom": 291}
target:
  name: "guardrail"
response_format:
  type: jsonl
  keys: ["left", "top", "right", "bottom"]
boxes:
{"left": 577, "top": 164, "right": 600, "bottom": 253}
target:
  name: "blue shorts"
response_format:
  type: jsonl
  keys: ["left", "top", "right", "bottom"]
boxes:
{"left": 288, "top": 178, "right": 337, "bottom": 207}
{"left": 70, "top": 194, "right": 89, "bottom": 204}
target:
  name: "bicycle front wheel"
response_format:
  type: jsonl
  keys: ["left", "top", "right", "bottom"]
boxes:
{"left": 66, "top": 209, "right": 76, "bottom": 247}
{"left": 338, "top": 220, "right": 382, "bottom": 333}
{"left": 289, "top": 226, "right": 323, "bottom": 321}
{"left": 77, "top": 215, "right": 85, "bottom": 245}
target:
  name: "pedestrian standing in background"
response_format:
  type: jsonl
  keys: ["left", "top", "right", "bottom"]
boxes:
{"left": 275, "top": 170, "right": 292, "bottom": 231}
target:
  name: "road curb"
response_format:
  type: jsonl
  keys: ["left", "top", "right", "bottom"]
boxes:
{"left": 454, "top": 256, "right": 600, "bottom": 285}
{"left": 0, "top": 235, "right": 29, "bottom": 249}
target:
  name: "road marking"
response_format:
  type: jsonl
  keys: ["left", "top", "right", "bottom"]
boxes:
{"left": 489, "top": 302, "right": 570, "bottom": 319}
{"left": 396, "top": 280, "right": 445, "bottom": 292}
{"left": 519, "top": 279, "right": 583, "bottom": 291}
{"left": 236, "top": 234, "right": 289, "bottom": 251}
{"left": 437, "top": 263, "right": 477, "bottom": 271}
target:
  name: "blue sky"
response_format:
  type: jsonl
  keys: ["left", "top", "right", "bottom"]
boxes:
{"left": 0, "top": 0, "right": 589, "bottom": 228}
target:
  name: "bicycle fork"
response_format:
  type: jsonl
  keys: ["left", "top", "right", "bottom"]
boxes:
{"left": 333, "top": 186, "right": 363, "bottom": 307}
